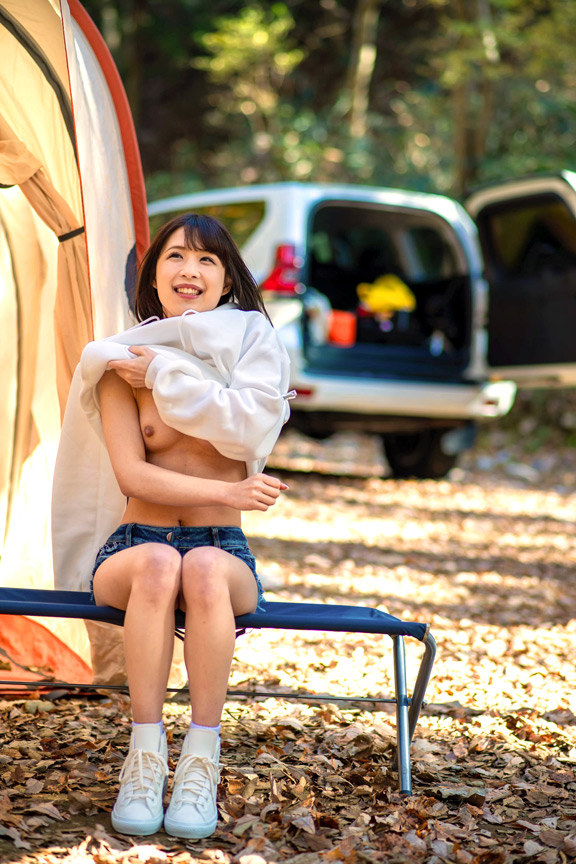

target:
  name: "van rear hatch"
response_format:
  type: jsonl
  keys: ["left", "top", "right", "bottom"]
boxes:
{"left": 302, "top": 199, "right": 473, "bottom": 381}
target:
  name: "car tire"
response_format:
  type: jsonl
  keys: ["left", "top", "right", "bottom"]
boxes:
{"left": 382, "top": 429, "right": 458, "bottom": 480}
{"left": 302, "top": 429, "right": 334, "bottom": 441}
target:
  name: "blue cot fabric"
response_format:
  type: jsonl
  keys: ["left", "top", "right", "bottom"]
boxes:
{"left": 0, "top": 588, "right": 427, "bottom": 641}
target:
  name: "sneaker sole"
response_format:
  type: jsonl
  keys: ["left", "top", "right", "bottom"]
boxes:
{"left": 111, "top": 812, "right": 164, "bottom": 836}
{"left": 163, "top": 816, "right": 217, "bottom": 839}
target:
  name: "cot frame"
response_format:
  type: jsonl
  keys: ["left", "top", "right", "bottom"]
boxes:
{"left": 0, "top": 588, "right": 436, "bottom": 795}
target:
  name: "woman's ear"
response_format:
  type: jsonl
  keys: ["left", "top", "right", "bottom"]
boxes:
{"left": 222, "top": 278, "right": 232, "bottom": 295}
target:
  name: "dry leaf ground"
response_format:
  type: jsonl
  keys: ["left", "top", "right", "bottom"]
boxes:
{"left": 2, "top": 430, "right": 576, "bottom": 864}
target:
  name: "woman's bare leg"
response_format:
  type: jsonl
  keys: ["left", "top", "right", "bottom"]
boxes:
{"left": 93, "top": 543, "right": 182, "bottom": 722}
{"left": 180, "top": 548, "right": 258, "bottom": 726}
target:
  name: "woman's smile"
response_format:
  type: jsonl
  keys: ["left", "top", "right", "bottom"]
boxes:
{"left": 174, "top": 283, "right": 202, "bottom": 296}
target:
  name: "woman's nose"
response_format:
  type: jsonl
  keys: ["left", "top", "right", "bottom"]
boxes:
{"left": 180, "top": 258, "right": 199, "bottom": 277}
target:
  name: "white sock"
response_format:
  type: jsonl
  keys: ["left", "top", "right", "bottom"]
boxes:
{"left": 189, "top": 720, "right": 220, "bottom": 734}
{"left": 133, "top": 720, "right": 164, "bottom": 732}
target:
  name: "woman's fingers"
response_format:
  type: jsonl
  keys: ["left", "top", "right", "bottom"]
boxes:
{"left": 107, "top": 347, "right": 156, "bottom": 387}
{"left": 257, "top": 475, "right": 288, "bottom": 502}
{"left": 221, "top": 474, "right": 289, "bottom": 511}
{"left": 237, "top": 474, "right": 289, "bottom": 510}
{"left": 260, "top": 474, "right": 289, "bottom": 491}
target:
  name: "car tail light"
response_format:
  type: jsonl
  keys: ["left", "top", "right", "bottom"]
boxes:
{"left": 260, "top": 244, "right": 304, "bottom": 294}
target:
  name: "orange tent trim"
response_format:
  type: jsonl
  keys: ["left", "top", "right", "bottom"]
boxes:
{"left": 0, "top": 614, "right": 92, "bottom": 695}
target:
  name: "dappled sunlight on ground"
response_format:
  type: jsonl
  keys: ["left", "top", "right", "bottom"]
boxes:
{"left": 2, "top": 434, "right": 576, "bottom": 861}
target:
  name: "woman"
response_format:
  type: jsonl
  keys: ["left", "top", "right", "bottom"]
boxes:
{"left": 85, "top": 214, "right": 291, "bottom": 838}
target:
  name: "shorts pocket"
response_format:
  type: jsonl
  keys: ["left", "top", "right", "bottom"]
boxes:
{"left": 100, "top": 540, "right": 122, "bottom": 555}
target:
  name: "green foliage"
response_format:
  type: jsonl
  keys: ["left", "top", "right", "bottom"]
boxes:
{"left": 195, "top": 4, "right": 305, "bottom": 89}
{"left": 83, "top": 0, "right": 576, "bottom": 199}
{"left": 185, "top": 3, "right": 363, "bottom": 185}
{"left": 411, "top": 0, "right": 576, "bottom": 192}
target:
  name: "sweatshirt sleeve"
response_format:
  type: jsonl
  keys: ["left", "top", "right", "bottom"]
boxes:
{"left": 145, "top": 312, "right": 292, "bottom": 463}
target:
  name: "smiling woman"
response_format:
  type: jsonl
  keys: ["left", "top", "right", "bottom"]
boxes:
{"left": 154, "top": 230, "right": 232, "bottom": 316}
{"left": 51, "top": 211, "right": 293, "bottom": 839}
{"left": 132, "top": 212, "right": 270, "bottom": 323}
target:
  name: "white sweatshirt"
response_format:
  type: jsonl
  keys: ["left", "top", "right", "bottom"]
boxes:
{"left": 52, "top": 303, "right": 293, "bottom": 591}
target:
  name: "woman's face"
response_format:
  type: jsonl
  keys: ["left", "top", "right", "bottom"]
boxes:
{"left": 154, "top": 227, "right": 231, "bottom": 317}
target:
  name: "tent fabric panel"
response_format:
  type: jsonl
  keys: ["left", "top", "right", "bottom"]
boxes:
{"left": 68, "top": 0, "right": 149, "bottom": 266}
{"left": 0, "top": 133, "right": 41, "bottom": 185}
{"left": 14, "top": 156, "right": 92, "bottom": 411}
{"left": 0, "top": 4, "right": 75, "bottom": 152}
{"left": 0, "top": 0, "right": 71, "bottom": 93}
{"left": 0, "top": 190, "right": 46, "bottom": 543}
{"left": 0, "top": 198, "right": 19, "bottom": 543}
{"left": 63, "top": 8, "right": 133, "bottom": 338}
{"left": 0, "top": 0, "right": 81, "bottom": 217}
{"left": 0, "top": 0, "right": 152, "bottom": 679}
{"left": 0, "top": 0, "right": 91, "bottom": 671}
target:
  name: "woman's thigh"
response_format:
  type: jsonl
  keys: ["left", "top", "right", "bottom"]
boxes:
{"left": 180, "top": 547, "right": 258, "bottom": 616}
{"left": 92, "top": 543, "right": 182, "bottom": 610}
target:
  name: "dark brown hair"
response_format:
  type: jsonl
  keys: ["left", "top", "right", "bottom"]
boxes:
{"left": 133, "top": 213, "right": 270, "bottom": 322}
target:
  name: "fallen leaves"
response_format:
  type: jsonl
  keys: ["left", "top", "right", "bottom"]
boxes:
{"left": 3, "top": 440, "right": 576, "bottom": 861}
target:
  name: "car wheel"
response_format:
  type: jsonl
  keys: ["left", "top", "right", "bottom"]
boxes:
{"left": 302, "top": 429, "right": 334, "bottom": 441}
{"left": 382, "top": 429, "right": 458, "bottom": 479}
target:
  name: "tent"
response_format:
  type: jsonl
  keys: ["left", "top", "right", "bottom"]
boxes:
{"left": 0, "top": 0, "right": 149, "bottom": 685}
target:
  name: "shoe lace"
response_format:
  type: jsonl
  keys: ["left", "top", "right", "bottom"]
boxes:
{"left": 118, "top": 749, "right": 169, "bottom": 802}
{"left": 171, "top": 754, "right": 220, "bottom": 807}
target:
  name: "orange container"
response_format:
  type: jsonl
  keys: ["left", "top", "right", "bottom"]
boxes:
{"left": 328, "top": 310, "right": 357, "bottom": 346}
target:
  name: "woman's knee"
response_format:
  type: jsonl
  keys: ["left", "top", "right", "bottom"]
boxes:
{"left": 181, "top": 548, "right": 228, "bottom": 606}
{"left": 131, "top": 543, "right": 182, "bottom": 602}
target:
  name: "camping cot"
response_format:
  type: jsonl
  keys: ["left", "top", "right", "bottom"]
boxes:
{"left": 0, "top": 587, "right": 436, "bottom": 795}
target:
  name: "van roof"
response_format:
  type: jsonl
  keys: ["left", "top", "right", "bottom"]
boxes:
{"left": 148, "top": 181, "right": 467, "bottom": 226}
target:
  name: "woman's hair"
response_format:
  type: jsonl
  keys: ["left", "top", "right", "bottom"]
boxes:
{"left": 133, "top": 213, "right": 270, "bottom": 322}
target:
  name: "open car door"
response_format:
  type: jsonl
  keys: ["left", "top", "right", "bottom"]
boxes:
{"left": 466, "top": 171, "right": 576, "bottom": 385}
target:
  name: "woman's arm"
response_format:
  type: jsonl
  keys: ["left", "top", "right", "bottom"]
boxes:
{"left": 98, "top": 371, "right": 287, "bottom": 511}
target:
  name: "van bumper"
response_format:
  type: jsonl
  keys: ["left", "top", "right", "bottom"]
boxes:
{"left": 289, "top": 376, "right": 517, "bottom": 424}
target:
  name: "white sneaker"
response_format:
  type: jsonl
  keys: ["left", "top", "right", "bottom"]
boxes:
{"left": 164, "top": 728, "right": 221, "bottom": 839}
{"left": 111, "top": 724, "right": 169, "bottom": 836}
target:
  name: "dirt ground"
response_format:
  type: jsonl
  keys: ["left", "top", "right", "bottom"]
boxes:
{"left": 2, "top": 430, "right": 576, "bottom": 864}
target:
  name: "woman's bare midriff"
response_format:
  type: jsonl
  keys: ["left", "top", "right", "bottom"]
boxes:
{"left": 121, "top": 388, "right": 247, "bottom": 527}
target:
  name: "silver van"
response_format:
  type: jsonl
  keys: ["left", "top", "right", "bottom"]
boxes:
{"left": 149, "top": 175, "right": 576, "bottom": 478}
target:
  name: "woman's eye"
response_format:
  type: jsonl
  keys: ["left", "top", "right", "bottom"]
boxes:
{"left": 168, "top": 252, "right": 181, "bottom": 259}
{"left": 201, "top": 256, "right": 215, "bottom": 264}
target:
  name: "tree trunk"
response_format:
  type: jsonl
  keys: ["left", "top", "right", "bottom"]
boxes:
{"left": 451, "top": 0, "right": 499, "bottom": 196}
{"left": 345, "top": 0, "right": 382, "bottom": 140}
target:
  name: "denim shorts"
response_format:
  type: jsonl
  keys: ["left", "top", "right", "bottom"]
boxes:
{"left": 91, "top": 523, "right": 265, "bottom": 611}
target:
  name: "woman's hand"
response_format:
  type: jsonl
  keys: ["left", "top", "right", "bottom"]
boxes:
{"left": 108, "top": 346, "right": 157, "bottom": 389}
{"left": 228, "top": 473, "right": 289, "bottom": 511}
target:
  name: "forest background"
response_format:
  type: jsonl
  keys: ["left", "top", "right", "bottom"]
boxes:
{"left": 81, "top": 0, "right": 576, "bottom": 205}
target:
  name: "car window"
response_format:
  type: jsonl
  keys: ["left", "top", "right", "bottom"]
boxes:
{"left": 149, "top": 201, "right": 266, "bottom": 248}
{"left": 405, "top": 226, "right": 459, "bottom": 280}
{"left": 309, "top": 202, "right": 458, "bottom": 286}
{"left": 477, "top": 194, "right": 576, "bottom": 277}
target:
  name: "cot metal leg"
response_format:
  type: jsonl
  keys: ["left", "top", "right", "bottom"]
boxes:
{"left": 390, "top": 630, "right": 437, "bottom": 787}
{"left": 393, "top": 635, "right": 412, "bottom": 795}
{"left": 407, "top": 632, "right": 437, "bottom": 744}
